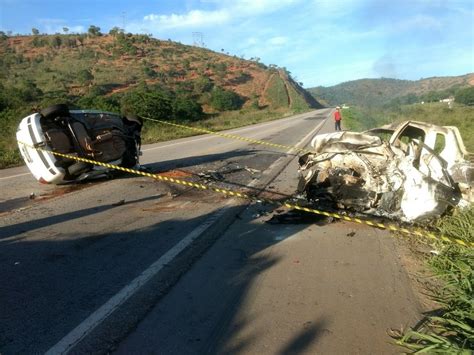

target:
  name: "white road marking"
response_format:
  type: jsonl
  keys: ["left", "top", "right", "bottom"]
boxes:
{"left": 45, "top": 111, "right": 329, "bottom": 354}
{"left": 141, "top": 111, "right": 319, "bottom": 153}
{"left": 45, "top": 201, "right": 234, "bottom": 355}
{"left": 0, "top": 172, "right": 30, "bottom": 180}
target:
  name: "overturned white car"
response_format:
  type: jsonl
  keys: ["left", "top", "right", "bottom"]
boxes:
{"left": 17, "top": 104, "right": 143, "bottom": 184}
{"left": 298, "top": 121, "right": 473, "bottom": 222}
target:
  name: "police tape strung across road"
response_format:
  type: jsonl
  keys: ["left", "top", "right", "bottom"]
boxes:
{"left": 18, "top": 142, "right": 473, "bottom": 249}
{"left": 141, "top": 116, "right": 314, "bottom": 155}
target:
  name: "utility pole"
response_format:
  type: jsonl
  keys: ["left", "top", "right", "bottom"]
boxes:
{"left": 192, "top": 32, "right": 204, "bottom": 47}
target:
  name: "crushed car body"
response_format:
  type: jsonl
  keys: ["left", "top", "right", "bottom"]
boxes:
{"left": 298, "top": 121, "right": 473, "bottom": 222}
{"left": 17, "top": 104, "right": 143, "bottom": 184}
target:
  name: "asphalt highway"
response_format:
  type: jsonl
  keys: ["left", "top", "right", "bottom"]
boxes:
{"left": 0, "top": 109, "right": 421, "bottom": 354}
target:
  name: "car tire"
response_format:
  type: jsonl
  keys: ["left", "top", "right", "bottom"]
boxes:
{"left": 41, "top": 104, "right": 70, "bottom": 120}
{"left": 124, "top": 115, "right": 143, "bottom": 127}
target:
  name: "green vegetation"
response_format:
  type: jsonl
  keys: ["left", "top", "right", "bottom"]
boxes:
{"left": 339, "top": 106, "right": 389, "bottom": 132}
{"left": 209, "top": 87, "right": 244, "bottom": 111}
{"left": 396, "top": 207, "right": 474, "bottom": 353}
{"left": 140, "top": 107, "right": 292, "bottom": 144}
{"left": 341, "top": 101, "right": 474, "bottom": 353}
{"left": 309, "top": 75, "right": 473, "bottom": 108}
{"left": 0, "top": 33, "right": 318, "bottom": 168}
{"left": 341, "top": 103, "right": 474, "bottom": 151}
{"left": 266, "top": 74, "right": 289, "bottom": 108}
{"left": 456, "top": 87, "right": 474, "bottom": 106}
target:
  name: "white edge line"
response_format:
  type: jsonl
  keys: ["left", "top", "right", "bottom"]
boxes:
{"left": 45, "top": 201, "right": 234, "bottom": 355}
{"left": 258, "top": 118, "right": 326, "bottom": 179}
{"left": 45, "top": 112, "right": 328, "bottom": 354}
{"left": 141, "top": 109, "right": 322, "bottom": 152}
{"left": 0, "top": 172, "right": 30, "bottom": 180}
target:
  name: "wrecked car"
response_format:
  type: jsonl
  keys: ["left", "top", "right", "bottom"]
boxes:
{"left": 298, "top": 121, "right": 473, "bottom": 222}
{"left": 17, "top": 104, "right": 143, "bottom": 184}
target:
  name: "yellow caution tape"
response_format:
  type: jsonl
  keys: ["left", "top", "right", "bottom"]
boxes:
{"left": 18, "top": 142, "right": 473, "bottom": 249}
{"left": 141, "top": 116, "right": 313, "bottom": 155}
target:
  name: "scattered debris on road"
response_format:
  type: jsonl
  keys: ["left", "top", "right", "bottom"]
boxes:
{"left": 112, "top": 199, "right": 126, "bottom": 206}
{"left": 198, "top": 162, "right": 261, "bottom": 183}
{"left": 298, "top": 121, "right": 473, "bottom": 222}
{"left": 266, "top": 209, "right": 334, "bottom": 225}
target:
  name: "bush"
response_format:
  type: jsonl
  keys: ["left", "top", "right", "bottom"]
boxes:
{"left": 210, "top": 87, "right": 243, "bottom": 111}
{"left": 143, "top": 65, "right": 157, "bottom": 78}
{"left": 172, "top": 97, "right": 203, "bottom": 121}
{"left": 455, "top": 87, "right": 474, "bottom": 106}
{"left": 397, "top": 207, "right": 474, "bottom": 353}
{"left": 194, "top": 76, "right": 214, "bottom": 93}
{"left": 76, "top": 95, "right": 120, "bottom": 113}
{"left": 88, "top": 25, "right": 102, "bottom": 37}
{"left": 121, "top": 89, "right": 172, "bottom": 119}
{"left": 77, "top": 69, "right": 94, "bottom": 85}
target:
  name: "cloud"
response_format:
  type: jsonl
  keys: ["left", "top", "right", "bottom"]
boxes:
{"left": 144, "top": 9, "right": 229, "bottom": 29}
{"left": 268, "top": 36, "right": 288, "bottom": 46}
{"left": 37, "top": 18, "right": 85, "bottom": 34}
{"left": 140, "top": 0, "right": 301, "bottom": 31}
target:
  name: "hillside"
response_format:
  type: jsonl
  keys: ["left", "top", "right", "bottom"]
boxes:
{"left": 0, "top": 33, "right": 321, "bottom": 112}
{"left": 309, "top": 74, "right": 474, "bottom": 107}
{"left": 0, "top": 32, "right": 322, "bottom": 168}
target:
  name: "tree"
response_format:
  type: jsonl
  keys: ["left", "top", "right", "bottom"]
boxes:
{"left": 88, "top": 25, "right": 102, "bottom": 37}
{"left": 455, "top": 87, "right": 474, "bottom": 106}
{"left": 17, "top": 80, "right": 43, "bottom": 102}
{"left": 172, "top": 97, "right": 203, "bottom": 121}
{"left": 210, "top": 87, "right": 243, "bottom": 111}
{"left": 63, "top": 27, "right": 69, "bottom": 34}
{"left": 32, "top": 28, "right": 39, "bottom": 35}
{"left": 109, "top": 27, "right": 123, "bottom": 36}
{"left": 422, "top": 90, "right": 443, "bottom": 103}
{"left": 193, "top": 76, "right": 214, "bottom": 93}
{"left": 121, "top": 90, "right": 173, "bottom": 120}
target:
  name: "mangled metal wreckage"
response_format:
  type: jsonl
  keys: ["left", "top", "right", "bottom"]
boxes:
{"left": 298, "top": 121, "right": 473, "bottom": 222}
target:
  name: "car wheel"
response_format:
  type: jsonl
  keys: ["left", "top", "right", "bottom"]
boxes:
{"left": 124, "top": 115, "right": 143, "bottom": 127}
{"left": 41, "top": 104, "right": 70, "bottom": 120}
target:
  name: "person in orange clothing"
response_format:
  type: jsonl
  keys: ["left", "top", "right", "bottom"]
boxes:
{"left": 334, "top": 106, "right": 342, "bottom": 131}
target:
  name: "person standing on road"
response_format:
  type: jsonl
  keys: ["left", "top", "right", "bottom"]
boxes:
{"left": 334, "top": 106, "right": 342, "bottom": 131}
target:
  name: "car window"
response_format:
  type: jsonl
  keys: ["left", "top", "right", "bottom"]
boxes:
{"left": 393, "top": 126, "right": 426, "bottom": 152}
{"left": 434, "top": 133, "right": 446, "bottom": 155}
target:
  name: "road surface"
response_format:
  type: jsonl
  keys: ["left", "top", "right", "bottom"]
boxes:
{"left": 0, "top": 109, "right": 421, "bottom": 354}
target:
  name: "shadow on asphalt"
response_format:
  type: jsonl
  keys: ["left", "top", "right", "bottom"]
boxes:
{"left": 144, "top": 148, "right": 264, "bottom": 172}
{"left": 0, "top": 197, "right": 331, "bottom": 354}
{"left": 0, "top": 194, "right": 162, "bottom": 240}
{"left": 0, "top": 142, "right": 332, "bottom": 353}
{"left": 279, "top": 318, "right": 329, "bottom": 355}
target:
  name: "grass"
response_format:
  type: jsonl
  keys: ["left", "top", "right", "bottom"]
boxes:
{"left": 141, "top": 107, "right": 302, "bottom": 144}
{"left": 0, "top": 106, "right": 308, "bottom": 169}
{"left": 396, "top": 207, "right": 474, "bottom": 353}
{"left": 342, "top": 103, "right": 474, "bottom": 151}
{"left": 265, "top": 74, "right": 289, "bottom": 109}
{"left": 287, "top": 82, "right": 312, "bottom": 112}
{"left": 0, "top": 34, "right": 317, "bottom": 168}
{"left": 343, "top": 102, "right": 474, "bottom": 353}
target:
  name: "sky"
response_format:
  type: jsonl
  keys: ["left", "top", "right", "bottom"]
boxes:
{"left": 1, "top": 0, "right": 473, "bottom": 87}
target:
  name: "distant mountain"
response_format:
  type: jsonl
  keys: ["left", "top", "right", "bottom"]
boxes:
{"left": 0, "top": 33, "right": 322, "bottom": 113}
{"left": 308, "top": 74, "right": 474, "bottom": 107}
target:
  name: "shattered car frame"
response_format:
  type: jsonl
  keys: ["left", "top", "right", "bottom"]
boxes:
{"left": 298, "top": 121, "right": 473, "bottom": 222}
{"left": 17, "top": 104, "right": 143, "bottom": 184}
